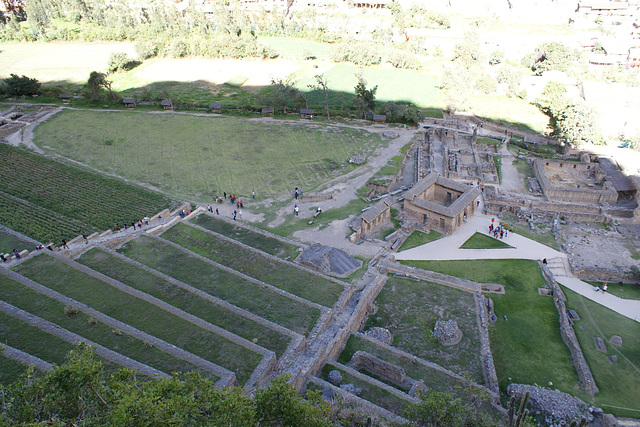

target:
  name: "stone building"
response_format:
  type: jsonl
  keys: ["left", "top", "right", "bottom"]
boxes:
{"left": 533, "top": 159, "right": 619, "bottom": 205}
{"left": 403, "top": 173, "right": 481, "bottom": 234}
{"left": 350, "top": 196, "right": 393, "bottom": 240}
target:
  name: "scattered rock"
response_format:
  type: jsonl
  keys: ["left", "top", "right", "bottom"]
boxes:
{"left": 594, "top": 337, "right": 607, "bottom": 353}
{"left": 381, "top": 131, "right": 399, "bottom": 139}
{"left": 606, "top": 355, "right": 618, "bottom": 364}
{"left": 363, "top": 327, "right": 393, "bottom": 345}
{"left": 609, "top": 335, "right": 623, "bottom": 347}
{"left": 321, "top": 387, "right": 334, "bottom": 402}
{"left": 347, "top": 155, "right": 366, "bottom": 165}
{"left": 432, "top": 320, "right": 463, "bottom": 346}
{"left": 506, "top": 384, "right": 595, "bottom": 425}
{"left": 328, "top": 370, "right": 343, "bottom": 386}
{"left": 567, "top": 309, "right": 580, "bottom": 321}
{"left": 340, "top": 383, "right": 363, "bottom": 396}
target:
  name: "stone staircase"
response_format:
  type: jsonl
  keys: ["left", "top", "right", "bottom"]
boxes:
{"left": 546, "top": 256, "right": 571, "bottom": 278}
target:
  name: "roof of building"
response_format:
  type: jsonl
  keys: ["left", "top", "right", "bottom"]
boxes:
{"left": 59, "top": 94, "right": 70, "bottom": 99}
{"left": 161, "top": 99, "right": 172, "bottom": 106}
{"left": 209, "top": 103, "right": 223, "bottom": 109}
{"left": 262, "top": 107, "right": 274, "bottom": 113}
{"left": 359, "top": 196, "right": 393, "bottom": 224}
{"left": 373, "top": 114, "right": 386, "bottom": 121}
{"left": 122, "top": 98, "right": 135, "bottom": 104}
{"left": 598, "top": 157, "right": 635, "bottom": 192}
{"left": 300, "top": 109, "right": 314, "bottom": 114}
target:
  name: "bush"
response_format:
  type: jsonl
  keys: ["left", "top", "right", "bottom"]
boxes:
{"left": 64, "top": 306, "right": 79, "bottom": 316}
{"left": 107, "top": 52, "right": 140, "bottom": 73}
{"left": 3, "top": 74, "right": 40, "bottom": 97}
{"left": 474, "top": 75, "right": 497, "bottom": 94}
{"left": 387, "top": 50, "right": 421, "bottom": 70}
{"left": 331, "top": 42, "right": 381, "bottom": 66}
{"left": 135, "top": 41, "right": 158, "bottom": 60}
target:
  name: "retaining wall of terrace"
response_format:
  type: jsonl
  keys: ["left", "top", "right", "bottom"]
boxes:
{"left": 540, "top": 264, "right": 599, "bottom": 395}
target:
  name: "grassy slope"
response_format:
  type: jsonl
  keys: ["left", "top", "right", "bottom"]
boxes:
{"left": 399, "top": 259, "right": 584, "bottom": 399}
{"left": 460, "top": 232, "right": 513, "bottom": 249}
{"left": 563, "top": 286, "right": 640, "bottom": 417}
{"left": 34, "top": 110, "right": 383, "bottom": 202}
{"left": 397, "top": 230, "right": 442, "bottom": 251}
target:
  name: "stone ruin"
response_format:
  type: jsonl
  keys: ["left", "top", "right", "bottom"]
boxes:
{"left": 348, "top": 154, "right": 366, "bottom": 165}
{"left": 506, "top": 384, "right": 596, "bottom": 425}
{"left": 609, "top": 335, "right": 623, "bottom": 347}
{"left": 362, "top": 327, "right": 393, "bottom": 345}
{"left": 432, "top": 320, "right": 462, "bottom": 346}
{"left": 297, "top": 243, "right": 362, "bottom": 278}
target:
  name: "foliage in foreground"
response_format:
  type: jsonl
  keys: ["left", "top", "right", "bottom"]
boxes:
{"left": 0, "top": 346, "right": 332, "bottom": 427}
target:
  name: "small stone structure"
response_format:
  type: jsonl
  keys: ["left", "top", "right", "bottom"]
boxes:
{"left": 362, "top": 327, "right": 393, "bottom": 345}
{"left": 609, "top": 335, "right": 623, "bottom": 347}
{"left": 594, "top": 336, "right": 607, "bottom": 352}
{"left": 297, "top": 243, "right": 362, "bottom": 278}
{"left": 403, "top": 172, "right": 481, "bottom": 235}
{"left": 261, "top": 107, "right": 274, "bottom": 117}
{"left": 300, "top": 108, "right": 314, "bottom": 119}
{"left": 328, "top": 370, "right": 343, "bottom": 385}
{"left": 350, "top": 196, "right": 393, "bottom": 240}
{"left": 161, "top": 99, "right": 173, "bottom": 110}
{"left": 432, "top": 320, "right": 462, "bottom": 345}
{"left": 348, "top": 351, "right": 407, "bottom": 387}
{"left": 506, "top": 384, "right": 595, "bottom": 425}
{"left": 348, "top": 154, "right": 366, "bottom": 164}
{"left": 209, "top": 103, "right": 222, "bottom": 113}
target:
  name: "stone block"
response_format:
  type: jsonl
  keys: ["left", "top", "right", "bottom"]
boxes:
{"left": 327, "top": 370, "right": 342, "bottom": 386}
{"left": 609, "top": 335, "right": 622, "bottom": 347}
{"left": 594, "top": 336, "right": 607, "bottom": 353}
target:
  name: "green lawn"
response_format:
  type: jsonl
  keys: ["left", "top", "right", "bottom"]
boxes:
{"left": 161, "top": 223, "right": 345, "bottom": 307}
{"left": 0, "top": 274, "right": 209, "bottom": 377}
{"left": 77, "top": 248, "right": 291, "bottom": 357}
{"left": 14, "top": 255, "right": 262, "bottom": 385}
{"left": 563, "top": 286, "right": 640, "bottom": 418}
{"left": 399, "top": 259, "right": 584, "bottom": 399}
{"left": 0, "top": 230, "right": 32, "bottom": 254}
{"left": 117, "top": 235, "right": 320, "bottom": 335}
{"left": 585, "top": 281, "right": 640, "bottom": 301}
{"left": 190, "top": 214, "right": 300, "bottom": 260}
{"left": 34, "top": 110, "right": 385, "bottom": 203}
{"left": 460, "top": 232, "right": 513, "bottom": 249}
{"left": 397, "top": 230, "right": 442, "bottom": 251}
{"left": 259, "top": 37, "right": 333, "bottom": 61}
{"left": 364, "top": 277, "right": 484, "bottom": 384}
{"left": 0, "top": 354, "right": 30, "bottom": 385}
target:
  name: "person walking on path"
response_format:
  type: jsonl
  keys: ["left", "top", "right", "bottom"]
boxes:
{"left": 233, "top": 210, "right": 237, "bottom": 220}
{"left": 252, "top": 191, "right": 255, "bottom": 199}
{"left": 62, "top": 239, "right": 69, "bottom": 250}
{"left": 216, "top": 208, "right": 219, "bottom": 215}
{"left": 82, "top": 233, "right": 88, "bottom": 244}
{"left": 13, "top": 249, "right": 21, "bottom": 259}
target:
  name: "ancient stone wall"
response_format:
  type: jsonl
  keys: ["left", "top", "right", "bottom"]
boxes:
{"left": 540, "top": 264, "right": 599, "bottom": 395}
{"left": 348, "top": 351, "right": 407, "bottom": 385}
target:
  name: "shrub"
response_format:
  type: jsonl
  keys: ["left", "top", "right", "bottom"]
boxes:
{"left": 3, "top": 74, "right": 40, "bottom": 97}
{"left": 331, "top": 42, "right": 381, "bottom": 66}
{"left": 107, "top": 52, "right": 140, "bottom": 73}
{"left": 64, "top": 305, "right": 79, "bottom": 316}
{"left": 87, "top": 317, "right": 97, "bottom": 325}
{"left": 135, "top": 41, "right": 158, "bottom": 60}
{"left": 474, "top": 75, "right": 497, "bottom": 94}
{"left": 387, "top": 50, "right": 420, "bottom": 70}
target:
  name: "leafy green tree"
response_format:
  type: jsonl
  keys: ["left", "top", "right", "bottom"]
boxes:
{"left": 530, "top": 42, "right": 580, "bottom": 75}
{"left": 497, "top": 66, "right": 522, "bottom": 97}
{"left": 354, "top": 75, "right": 378, "bottom": 119}
{"left": 441, "top": 65, "right": 471, "bottom": 112}
{"left": 107, "top": 52, "right": 139, "bottom": 73}
{"left": 269, "top": 75, "right": 295, "bottom": 113}
{"left": 556, "top": 102, "right": 602, "bottom": 147}
{"left": 87, "top": 71, "right": 116, "bottom": 102}
{"left": 3, "top": 73, "right": 40, "bottom": 97}
{"left": 405, "top": 390, "right": 479, "bottom": 427}
{"left": 452, "top": 30, "right": 481, "bottom": 70}
{"left": 308, "top": 74, "right": 331, "bottom": 120}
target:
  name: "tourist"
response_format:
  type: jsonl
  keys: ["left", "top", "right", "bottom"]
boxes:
{"left": 216, "top": 208, "right": 219, "bottom": 215}
{"left": 62, "top": 239, "right": 69, "bottom": 250}
{"left": 82, "top": 233, "right": 88, "bottom": 244}
{"left": 233, "top": 210, "right": 237, "bottom": 220}
{"left": 603, "top": 283, "right": 608, "bottom": 293}
{"left": 252, "top": 191, "right": 255, "bottom": 199}
{"left": 144, "top": 216, "right": 149, "bottom": 225}
{"left": 131, "top": 221, "right": 136, "bottom": 230}
{"left": 294, "top": 205, "right": 299, "bottom": 216}
{"left": 595, "top": 286, "right": 601, "bottom": 292}
{"left": 13, "top": 249, "right": 20, "bottom": 259}
{"left": 0, "top": 254, "right": 6, "bottom": 262}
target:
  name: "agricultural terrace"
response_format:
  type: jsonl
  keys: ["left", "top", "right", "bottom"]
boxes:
{"left": 117, "top": 235, "right": 322, "bottom": 335}
{"left": 161, "top": 222, "right": 345, "bottom": 307}
{"left": 190, "top": 214, "right": 301, "bottom": 260}
{"left": 0, "top": 144, "right": 174, "bottom": 243}
{"left": 0, "top": 229, "right": 33, "bottom": 254}
{"left": 33, "top": 110, "right": 387, "bottom": 202}
{"left": 14, "top": 254, "right": 262, "bottom": 385}
{"left": 76, "top": 248, "right": 292, "bottom": 357}
{"left": 364, "top": 277, "right": 484, "bottom": 384}
{"left": 401, "top": 259, "right": 587, "bottom": 401}
{"left": 0, "top": 274, "right": 208, "bottom": 379}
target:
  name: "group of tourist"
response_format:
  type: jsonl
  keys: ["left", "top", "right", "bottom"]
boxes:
{"left": 488, "top": 218, "right": 509, "bottom": 239}
{"left": 113, "top": 216, "right": 153, "bottom": 233}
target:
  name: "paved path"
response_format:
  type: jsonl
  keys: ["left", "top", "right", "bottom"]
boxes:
{"left": 395, "top": 210, "right": 640, "bottom": 323}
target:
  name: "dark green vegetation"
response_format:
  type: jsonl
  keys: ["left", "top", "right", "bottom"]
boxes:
{"left": 34, "top": 110, "right": 383, "bottom": 202}
{"left": 0, "top": 354, "right": 30, "bottom": 385}
{"left": 563, "top": 286, "right": 640, "bottom": 417}
{"left": 460, "top": 232, "right": 513, "bottom": 249}
{"left": 364, "top": 277, "right": 484, "bottom": 383}
{"left": 0, "top": 229, "right": 32, "bottom": 253}
{"left": 0, "top": 346, "right": 334, "bottom": 427}
{"left": 0, "top": 274, "right": 208, "bottom": 379}
{"left": 190, "top": 214, "right": 300, "bottom": 260}
{"left": 398, "top": 229, "right": 442, "bottom": 251}
{"left": 117, "top": 235, "right": 320, "bottom": 335}
{"left": 14, "top": 255, "right": 262, "bottom": 385}
{"left": 400, "top": 259, "right": 584, "bottom": 398}
{"left": 77, "top": 248, "right": 291, "bottom": 357}
{"left": 0, "top": 144, "right": 174, "bottom": 243}
{"left": 162, "top": 223, "right": 344, "bottom": 307}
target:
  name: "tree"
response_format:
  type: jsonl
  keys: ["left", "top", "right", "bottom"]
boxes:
{"left": 269, "top": 75, "right": 295, "bottom": 113}
{"left": 354, "top": 74, "right": 377, "bottom": 119}
{"left": 556, "top": 102, "right": 602, "bottom": 147}
{"left": 530, "top": 42, "right": 580, "bottom": 75}
{"left": 308, "top": 74, "right": 330, "bottom": 120}
{"left": 441, "top": 64, "right": 471, "bottom": 112}
{"left": 87, "top": 71, "right": 116, "bottom": 102}
{"left": 452, "top": 30, "right": 481, "bottom": 70}
{"left": 3, "top": 73, "right": 40, "bottom": 97}
{"left": 497, "top": 66, "right": 522, "bottom": 98}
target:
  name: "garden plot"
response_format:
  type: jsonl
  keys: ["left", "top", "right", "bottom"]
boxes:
{"left": 364, "top": 277, "right": 484, "bottom": 384}
{"left": 161, "top": 223, "right": 345, "bottom": 307}
{"left": 0, "top": 143, "right": 174, "bottom": 233}
{"left": 33, "top": 110, "right": 384, "bottom": 202}
{"left": 77, "top": 248, "right": 291, "bottom": 357}
{"left": 190, "top": 214, "right": 301, "bottom": 260}
{"left": 13, "top": 255, "right": 262, "bottom": 385}
{"left": 0, "top": 274, "right": 210, "bottom": 378}
{"left": 117, "top": 235, "right": 321, "bottom": 335}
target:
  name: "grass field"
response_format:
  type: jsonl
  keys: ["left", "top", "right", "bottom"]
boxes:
{"left": 585, "top": 281, "right": 640, "bottom": 301}
{"left": 117, "top": 235, "right": 320, "bottom": 335}
{"left": 0, "top": 230, "right": 32, "bottom": 253}
{"left": 34, "top": 110, "right": 385, "bottom": 203}
{"left": 0, "top": 355, "right": 30, "bottom": 385}
{"left": 397, "top": 230, "right": 442, "bottom": 251}
{"left": 0, "top": 144, "right": 174, "bottom": 239}
{"left": 77, "top": 248, "right": 291, "bottom": 357}
{"left": 364, "top": 277, "right": 484, "bottom": 383}
{"left": 563, "top": 286, "right": 640, "bottom": 417}
{"left": 0, "top": 274, "right": 209, "bottom": 378}
{"left": 162, "top": 223, "right": 345, "bottom": 307}
{"left": 14, "top": 255, "right": 262, "bottom": 385}
{"left": 190, "top": 214, "right": 300, "bottom": 260}
{"left": 460, "top": 232, "right": 513, "bottom": 249}
{"left": 399, "top": 259, "right": 584, "bottom": 399}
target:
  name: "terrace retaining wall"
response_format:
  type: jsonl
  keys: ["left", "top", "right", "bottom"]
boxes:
{"left": 540, "top": 263, "right": 599, "bottom": 395}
